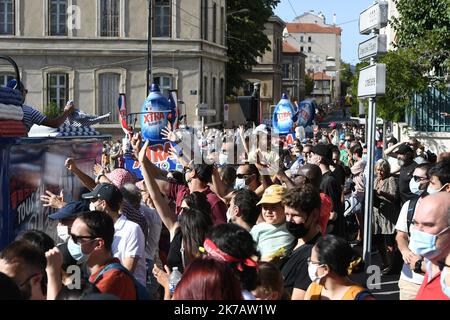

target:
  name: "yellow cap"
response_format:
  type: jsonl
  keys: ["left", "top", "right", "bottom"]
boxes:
{"left": 257, "top": 185, "right": 287, "bottom": 206}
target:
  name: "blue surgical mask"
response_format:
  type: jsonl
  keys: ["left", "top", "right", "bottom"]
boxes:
{"left": 234, "top": 178, "right": 246, "bottom": 190}
{"left": 427, "top": 183, "right": 448, "bottom": 195}
{"left": 67, "top": 237, "right": 92, "bottom": 263}
{"left": 219, "top": 153, "right": 228, "bottom": 166}
{"left": 409, "top": 178, "right": 424, "bottom": 196}
{"left": 362, "top": 154, "right": 368, "bottom": 161}
{"left": 410, "top": 226, "right": 450, "bottom": 259}
{"left": 440, "top": 267, "right": 450, "bottom": 299}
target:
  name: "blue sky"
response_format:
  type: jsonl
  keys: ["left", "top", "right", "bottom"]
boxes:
{"left": 274, "top": 0, "right": 375, "bottom": 65}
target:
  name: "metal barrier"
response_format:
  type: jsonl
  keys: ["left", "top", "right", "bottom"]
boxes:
{"left": 407, "top": 88, "right": 450, "bottom": 132}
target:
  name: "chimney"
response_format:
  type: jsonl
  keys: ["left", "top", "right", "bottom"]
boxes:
{"left": 333, "top": 13, "right": 337, "bottom": 25}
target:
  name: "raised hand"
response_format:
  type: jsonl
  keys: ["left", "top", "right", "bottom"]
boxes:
{"left": 161, "top": 124, "right": 178, "bottom": 143}
{"left": 41, "top": 190, "right": 66, "bottom": 209}
{"left": 93, "top": 163, "right": 104, "bottom": 176}
{"left": 138, "top": 139, "right": 150, "bottom": 164}
{"left": 65, "top": 158, "right": 77, "bottom": 171}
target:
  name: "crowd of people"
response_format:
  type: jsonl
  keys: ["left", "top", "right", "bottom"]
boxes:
{"left": 0, "top": 119, "right": 449, "bottom": 301}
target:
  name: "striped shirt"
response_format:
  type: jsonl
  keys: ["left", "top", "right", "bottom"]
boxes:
{"left": 22, "top": 105, "right": 47, "bottom": 131}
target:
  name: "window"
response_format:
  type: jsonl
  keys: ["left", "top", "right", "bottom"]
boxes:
{"left": 212, "top": 3, "right": 216, "bottom": 43}
{"left": 282, "top": 64, "right": 290, "bottom": 79}
{"left": 314, "top": 81, "right": 320, "bottom": 90}
{"left": 220, "top": 7, "right": 224, "bottom": 45}
{"left": 300, "top": 36, "right": 303, "bottom": 42}
{"left": 49, "top": 0, "right": 67, "bottom": 35}
{"left": 47, "top": 73, "right": 69, "bottom": 111}
{"left": 154, "top": 0, "right": 170, "bottom": 37}
{"left": 308, "top": 47, "right": 312, "bottom": 53}
{"left": 300, "top": 46, "right": 304, "bottom": 52}
{"left": 99, "top": 73, "right": 120, "bottom": 122}
{"left": 100, "top": 0, "right": 119, "bottom": 37}
{"left": 323, "top": 81, "right": 330, "bottom": 89}
{"left": 0, "top": 73, "right": 13, "bottom": 86}
{"left": 0, "top": 0, "right": 14, "bottom": 35}
{"left": 219, "top": 78, "right": 224, "bottom": 121}
{"left": 308, "top": 36, "right": 312, "bottom": 42}
{"left": 153, "top": 75, "right": 172, "bottom": 97}
{"left": 202, "top": 0, "right": 208, "bottom": 40}
{"left": 203, "top": 76, "right": 208, "bottom": 103}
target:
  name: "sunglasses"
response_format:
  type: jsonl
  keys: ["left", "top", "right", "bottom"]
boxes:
{"left": 70, "top": 233, "right": 97, "bottom": 244}
{"left": 236, "top": 173, "right": 253, "bottom": 179}
{"left": 412, "top": 175, "right": 428, "bottom": 182}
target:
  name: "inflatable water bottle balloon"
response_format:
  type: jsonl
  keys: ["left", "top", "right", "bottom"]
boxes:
{"left": 140, "top": 84, "right": 172, "bottom": 142}
{"left": 272, "top": 93, "right": 294, "bottom": 135}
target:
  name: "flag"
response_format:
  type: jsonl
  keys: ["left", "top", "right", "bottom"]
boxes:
{"left": 118, "top": 94, "right": 132, "bottom": 135}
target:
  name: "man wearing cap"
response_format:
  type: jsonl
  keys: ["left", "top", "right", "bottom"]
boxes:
{"left": 49, "top": 201, "right": 90, "bottom": 244}
{"left": 327, "top": 122, "right": 339, "bottom": 146}
{"left": 308, "top": 144, "right": 344, "bottom": 237}
{"left": 82, "top": 183, "right": 147, "bottom": 287}
{"left": 7, "top": 79, "right": 75, "bottom": 132}
{"left": 250, "top": 185, "right": 295, "bottom": 261}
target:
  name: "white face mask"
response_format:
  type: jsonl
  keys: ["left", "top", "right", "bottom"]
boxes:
{"left": 427, "top": 183, "right": 448, "bottom": 195}
{"left": 308, "top": 263, "right": 325, "bottom": 284}
{"left": 226, "top": 205, "right": 234, "bottom": 223}
{"left": 219, "top": 153, "right": 228, "bottom": 166}
{"left": 89, "top": 202, "right": 97, "bottom": 212}
{"left": 57, "top": 225, "right": 70, "bottom": 242}
{"left": 234, "top": 178, "right": 247, "bottom": 190}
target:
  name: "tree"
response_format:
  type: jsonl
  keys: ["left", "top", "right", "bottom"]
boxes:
{"left": 226, "top": 0, "right": 280, "bottom": 95}
{"left": 391, "top": 0, "right": 450, "bottom": 85}
{"left": 339, "top": 62, "right": 354, "bottom": 97}
{"left": 305, "top": 74, "right": 314, "bottom": 96}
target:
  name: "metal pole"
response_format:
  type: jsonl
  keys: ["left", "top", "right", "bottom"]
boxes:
{"left": 147, "top": 0, "right": 153, "bottom": 96}
{"left": 362, "top": 52, "right": 377, "bottom": 266}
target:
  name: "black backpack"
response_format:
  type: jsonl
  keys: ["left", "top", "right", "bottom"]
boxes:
{"left": 406, "top": 197, "right": 420, "bottom": 236}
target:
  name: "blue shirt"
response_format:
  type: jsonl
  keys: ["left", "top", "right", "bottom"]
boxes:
{"left": 22, "top": 105, "right": 47, "bottom": 131}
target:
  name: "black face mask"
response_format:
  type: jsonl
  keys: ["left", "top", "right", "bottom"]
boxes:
{"left": 286, "top": 221, "right": 309, "bottom": 239}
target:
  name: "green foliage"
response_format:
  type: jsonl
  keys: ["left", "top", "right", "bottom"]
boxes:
{"left": 305, "top": 74, "right": 314, "bottom": 96}
{"left": 226, "top": 0, "right": 280, "bottom": 94}
{"left": 391, "top": 0, "right": 450, "bottom": 84}
{"left": 44, "top": 101, "right": 61, "bottom": 118}
{"left": 339, "top": 62, "right": 354, "bottom": 97}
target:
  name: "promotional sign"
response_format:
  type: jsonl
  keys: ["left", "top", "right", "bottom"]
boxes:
{"left": 117, "top": 94, "right": 133, "bottom": 135}
{"left": 272, "top": 93, "right": 294, "bottom": 135}
{"left": 357, "top": 64, "right": 386, "bottom": 98}
{"left": 297, "top": 99, "right": 316, "bottom": 128}
{"left": 196, "top": 104, "right": 216, "bottom": 117}
{"left": 358, "top": 34, "right": 387, "bottom": 61}
{"left": 359, "top": 1, "right": 388, "bottom": 35}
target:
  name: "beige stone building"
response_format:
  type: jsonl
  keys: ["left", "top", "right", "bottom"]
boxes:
{"left": 281, "top": 41, "right": 306, "bottom": 102}
{"left": 284, "top": 11, "right": 342, "bottom": 103}
{"left": 0, "top": 0, "right": 227, "bottom": 137}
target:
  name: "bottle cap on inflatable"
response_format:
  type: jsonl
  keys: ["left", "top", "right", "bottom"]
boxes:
{"left": 272, "top": 93, "right": 294, "bottom": 135}
{"left": 140, "top": 84, "right": 173, "bottom": 141}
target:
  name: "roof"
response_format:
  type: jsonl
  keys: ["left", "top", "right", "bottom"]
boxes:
{"left": 282, "top": 41, "right": 300, "bottom": 53}
{"left": 286, "top": 23, "right": 342, "bottom": 35}
{"left": 310, "top": 72, "right": 332, "bottom": 81}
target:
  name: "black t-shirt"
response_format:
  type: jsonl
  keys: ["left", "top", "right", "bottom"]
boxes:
{"left": 167, "top": 228, "right": 185, "bottom": 273}
{"left": 331, "top": 164, "right": 346, "bottom": 186}
{"left": 320, "top": 171, "right": 345, "bottom": 237}
{"left": 281, "top": 232, "right": 321, "bottom": 297}
{"left": 399, "top": 161, "right": 418, "bottom": 205}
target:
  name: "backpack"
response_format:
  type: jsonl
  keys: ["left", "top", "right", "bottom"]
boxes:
{"left": 93, "top": 262, "right": 150, "bottom": 300}
{"left": 406, "top": 197, "right": 420, "bottom": 236}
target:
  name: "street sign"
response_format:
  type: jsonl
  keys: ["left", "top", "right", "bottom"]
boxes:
{"left": 359, "top": 1, "right": 388, "bottom": 35}
{"left": 358, "top": 34, "right": 387, "bottom": 61}
{"left": 357, "top": 64, "right": 386, "bottom": 98}
{"left": 224, "top": 104, "right": 229, "bottom": 122}
{"left": 196, "top": 104, "right": 217, "bottom": 117}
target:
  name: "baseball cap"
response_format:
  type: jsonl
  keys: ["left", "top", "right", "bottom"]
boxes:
{"left": 311, "top": 144, "right": 333, "bottom": 165}
{"left": 49, "top": 201, "right": 90, "bottom": 221}
{"left": 7, "top": 79, "right": 24, "bottom": 91}
{"left": 257, "top": 185, "right": 287, "bottom": 206}
{"left": 396, "top": 144, "right": 414, "bottom": 155}
{"left": 106, "top": 168, "right": 135, "bottom": 188}
{"left": 82, "top": 183, "right": 123, "bottom": 208}
{"left": 328, "top": 122, "right": 337, "bottom": 128}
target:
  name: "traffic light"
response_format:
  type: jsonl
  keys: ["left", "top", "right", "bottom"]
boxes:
{"left": 238, "top": 96, "right": 259, "bottom": 123}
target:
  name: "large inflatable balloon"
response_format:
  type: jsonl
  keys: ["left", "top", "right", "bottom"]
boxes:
{"left": 140, "top": 84, "right": 175, "bottom": 142}
{"left": 272, "top": 93, "right": 295, "bottom": 135}
{"left": 297, "top": 99, "right": 316, "bottom": 128}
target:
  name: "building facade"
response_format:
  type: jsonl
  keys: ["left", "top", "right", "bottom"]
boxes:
{"left": 285, "top": 11, "right": 341, "bottom": 103}
{"left": 281, "top": 41, "right": 306, "bottom": 102}
{"left": 0, "top": 0, "right": 227, "bottom": 137}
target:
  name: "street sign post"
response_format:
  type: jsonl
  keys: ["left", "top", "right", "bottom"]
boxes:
{"left": 358, "top": 0, "right": 388, "bottom": 267}
{"left": 358, "top": 34, "right": 387, "bottom": 61}
{"left": 196, "top": 104, "right": 217, "bottom": 117}
{"left": 359, "top": 1, "right": 388, "bottom": 35}
{"left": 357, "top": 63, "right": 386, "bottom": 98}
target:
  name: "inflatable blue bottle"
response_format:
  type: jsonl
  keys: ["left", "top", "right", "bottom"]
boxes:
{"left": 272, "top": 93, "right": 295, "bottom": 135}
{"left": 140, "top": 84, "right": 174, "bottom": 142}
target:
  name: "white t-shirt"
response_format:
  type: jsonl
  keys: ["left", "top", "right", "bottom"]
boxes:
{"left": 395, "top": 199, "right": 425, "bottom": 285}
{"left": 140, "top": 203, "right": 162, "bottom": 260}
{"left": 112, "top": 215, "right": 147, "bottom": 286}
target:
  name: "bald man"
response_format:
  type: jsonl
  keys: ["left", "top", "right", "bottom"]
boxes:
{"left": 411, "top": 192, "right": 450, "bottom": 300}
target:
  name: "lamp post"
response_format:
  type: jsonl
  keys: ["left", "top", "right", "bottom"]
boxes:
{"left": 147, "top": 0, "right": 153, "bottom": 96}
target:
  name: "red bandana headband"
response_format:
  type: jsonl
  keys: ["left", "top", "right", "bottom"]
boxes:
{"left": 203, "top": 238, "right": 258, "bottom": 272}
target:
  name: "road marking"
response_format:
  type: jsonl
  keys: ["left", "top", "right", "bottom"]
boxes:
{"left": 370, "top": 280, "right": 399, "bottom": 286}
{"left": 373, "top": 290, "right": 400, "bottom": 295}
